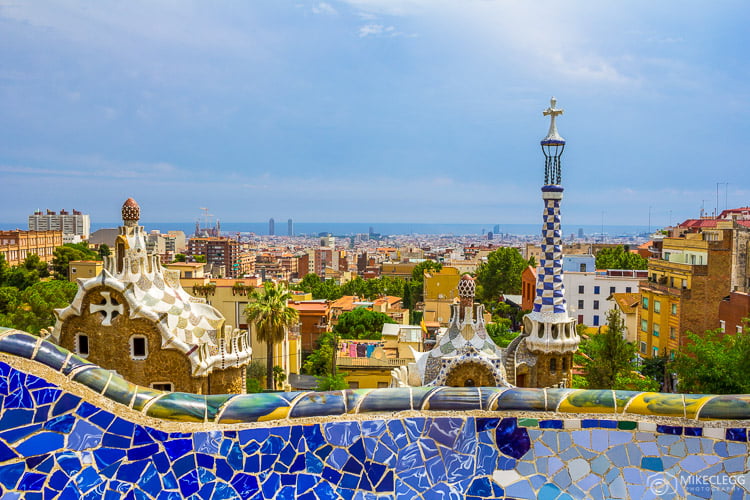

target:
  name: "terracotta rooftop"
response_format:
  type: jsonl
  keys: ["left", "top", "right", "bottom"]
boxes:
{"left": 678, "top": 219, "right": 719, "bottom": 229}
{"left": 610, "top": 292, "right": 641, "bottom": 314}
{"left": 289, "top": 302, "right": 329, "bottom": 313}
{"left": 373, "top": 296, "right": 402, "bottom": 307}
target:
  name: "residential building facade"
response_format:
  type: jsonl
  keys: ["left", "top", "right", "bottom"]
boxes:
{"left": 0, "top": 230, "right": 63, "bottom": 266}
{"left": 29, "top": 209, "right": 90, "bottom": 240}
{"left": 638, "top": 226, "right": 733, "bottom": 360}
{"left": 188, "top": 236, "right": 240, "bottom": 278}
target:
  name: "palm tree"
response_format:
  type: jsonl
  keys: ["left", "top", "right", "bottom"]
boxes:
{"left": 244, "top": 281, "right": 299, "bottom": 390}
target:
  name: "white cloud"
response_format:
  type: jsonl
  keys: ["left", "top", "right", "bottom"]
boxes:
{"left": 342, "top": 1, "right": 640, "bottom": 85}
{"left": 357, "top": 23, "right": 410, "bottom": 38}
{"left": 312, "top": 2, "right": 337, "bottom": 15}
{"left": 358, "top": 23, "right": 385, "bottom": 37}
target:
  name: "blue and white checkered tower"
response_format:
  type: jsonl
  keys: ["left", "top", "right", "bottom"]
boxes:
{"left": 523, "top": 98, "right": 580, "bottom": 355}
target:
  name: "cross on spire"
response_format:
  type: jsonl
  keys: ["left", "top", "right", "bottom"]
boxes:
{"left": 542, "top": 97, "right": 564, "bottom": 143}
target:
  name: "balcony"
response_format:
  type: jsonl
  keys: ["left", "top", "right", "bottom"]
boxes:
{"left": 639, "top": 280, "right": 691, "bottom": 299}
{"left": 649, "top": 259, "right": 708, "bottom": 276}
{"left": 336, "top": 357, "right": 410, "bottom": 368}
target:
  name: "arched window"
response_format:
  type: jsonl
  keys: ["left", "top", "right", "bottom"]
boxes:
{"left": 549, "top": 358, "right": 557, "bottom": 372}
{"left": 130, "top": 335, "right": 148, "bottom": 360}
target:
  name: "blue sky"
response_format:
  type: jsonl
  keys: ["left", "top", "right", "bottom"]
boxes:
{"left": 0, "top": 1, "right": 747, "bottom": 226}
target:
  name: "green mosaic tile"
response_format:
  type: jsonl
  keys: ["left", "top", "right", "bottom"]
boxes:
{"left": 518, "top": 418, "right": 539, "bottom": 427}
{"left": 617, "top": 421, "right": 637, "bottom": 430}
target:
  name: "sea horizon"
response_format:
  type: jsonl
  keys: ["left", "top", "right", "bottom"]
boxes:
{"left": 1, "top": 221, "right": 654, "bottom": 237}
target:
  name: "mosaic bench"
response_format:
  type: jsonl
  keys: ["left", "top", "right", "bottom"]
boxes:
{"left": 1, "top": 328, "right": 749, "bottom": 499}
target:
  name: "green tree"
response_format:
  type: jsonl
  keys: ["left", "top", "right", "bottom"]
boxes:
{"left": 246, "top": 360, "right": 266, "bottom": 393}
{"left": 641, "top": 355, "right": 672, "bottom": 392}
{"left": 173, "top": 253, "right": 187, "bottom": 263}
{"left": 51, "top": 243, "right": 99, "bottom": 280}
{"left": 671, "top": 327, "right": 750, "bottom": 394}
{"left": 341, "top": 276, "right": 368, "bottom": 298}
{"left": 475, "top": 247, "right": 529, "bottom": 303}
{"left": 411, "top": 260, "right": 442, "bottom": 282}
{"left": 334, "top": 308, "right": 395, "bottom": 340}
{"left": 580, "top": 308, "right": 655, "bottom": 390}
{"left": 315, "top": 372, "right": 349, "bottom": 391}
{"left": 244, "top": 282, "right": 299, "bottom": 390}
{"left": 486, "top": 320, "right": 518, "bottom": 348}
{"left": 0, "top": 286, "right": 19, "bottom": 315}
{"left": 0, "top": 280, "right": 77, "bottom": 334}
{"left": 272, "top": 365, "right": 287, "bottom": 391}
{"left": 303, "top": 331, "right": 337, "bottom": 376}
{"left": 98, "top": 244, "right": 111, "bottom": 259}
{"left": 0, "top": 254, "right": 9, "bottom": 285}
{"left": 293, "top": 273, "right": 343, "bottom": 300}
{"left": 595, "top": 245, "right": 647, "bottom": 270}
{"left": 316, "top": 279, "right": 343, "bottom": 300}
{"left": 296, "top": 273, "right": 322, "bottom": 293}
{"left": 5, "top": 266, "right": 39, "bottom": 290}
{"left": 194, "top": 255, "right": 207, "bottom": 263}
{"left": 23, "top": 254, "right": 50, "bottom": 278}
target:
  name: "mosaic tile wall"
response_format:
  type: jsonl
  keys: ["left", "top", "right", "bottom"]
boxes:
{"left": 2, "top": 328, "right": 750, "bottom": 498}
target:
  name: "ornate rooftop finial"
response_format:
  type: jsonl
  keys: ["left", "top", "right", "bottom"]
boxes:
{"left": 121, "top": 198, "right": 140, "bottom": 226}
{"left": 542, "top": 97, "right": 565, "bottom": 145}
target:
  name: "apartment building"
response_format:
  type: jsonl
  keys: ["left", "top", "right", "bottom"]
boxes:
{"left": 638, "top": 225, "right": 733, "bottom": 360}
{"left": 187, "top": 236, "right": 240, "bottom": 278}
{"left": 29, "top": 209, "right": 90, "bottom": 240}
{"left": 0, "top": 230, "right": 63, "bottom": 266}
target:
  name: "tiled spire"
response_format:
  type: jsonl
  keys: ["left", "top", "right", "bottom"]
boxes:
{"left": 524, "top": 98, "right": 579, "bottom": 355}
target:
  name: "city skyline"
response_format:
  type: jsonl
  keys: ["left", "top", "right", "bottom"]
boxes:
{"left": 0, "top": 1, "right": 747, "bottom": 226}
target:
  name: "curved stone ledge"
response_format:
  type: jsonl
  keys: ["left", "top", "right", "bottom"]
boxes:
{"left": 2, "top": 327, "right": 750, "bottom": 423}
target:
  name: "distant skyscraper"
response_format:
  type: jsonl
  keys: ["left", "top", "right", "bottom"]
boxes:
{"left": 493, "top": 224, "right": 500, "bottom": 234}
{"left": 577, "top": 228, "right": 584, "bottom": 239}
{"left": 269, "top": 218, "right": 275, "bottom": 236}
{"left": 487, "top": 232, "right": 493, "bottom": 240}
{"left": 288, "top": 218, "right": 294, "bottom": 237}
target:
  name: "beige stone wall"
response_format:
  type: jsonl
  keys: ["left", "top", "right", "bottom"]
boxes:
{"left": 209, "top": 366, "right": 246, "bottom": 394}
{"left": 531, "top": 352, "right": 574, "bottom": 388}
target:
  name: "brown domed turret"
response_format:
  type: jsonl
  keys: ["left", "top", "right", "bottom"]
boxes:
{"left": 121, "top": 198, "right": 140, "bottom": 225}
{"left": 458, "top": 274, "right": 475, "bottom": 318}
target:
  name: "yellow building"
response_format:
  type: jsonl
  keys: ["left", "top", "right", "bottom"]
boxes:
{"left": 638, "top": 226, "right": 733, "bottom": 360}
{"left": 68, "top": 260, "right": 103, "bottom": 282}
{"left": 422, "top": 267, "right": 461, "bottom": 327}
{"left": 177, "top": 274, "right": 303, "bottom": 388}
{"left": 0, "top": 230, "right": 62, "bottom": 266}
{"left": 380, "top": 262, "right": 417, "bottom": 280}
{"left": 164, "top": 262, "right": 205, "bottom": 279}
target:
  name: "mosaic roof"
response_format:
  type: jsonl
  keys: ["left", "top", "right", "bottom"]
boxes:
{"left": 51, "top": 199, "right": 250, "bottom": 377}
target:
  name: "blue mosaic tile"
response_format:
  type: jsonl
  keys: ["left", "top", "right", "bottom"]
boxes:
{"left": 657, "top": 424, "right": 683, "bottom": 435}
{"left": 581, "top": 419, "right": 617, "bottom": 428}
{"left": 726, "top": 428, "right": 747, "bottom": 442}
{"left": 495, "top": 418, "right": 531, "bottom": 459}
